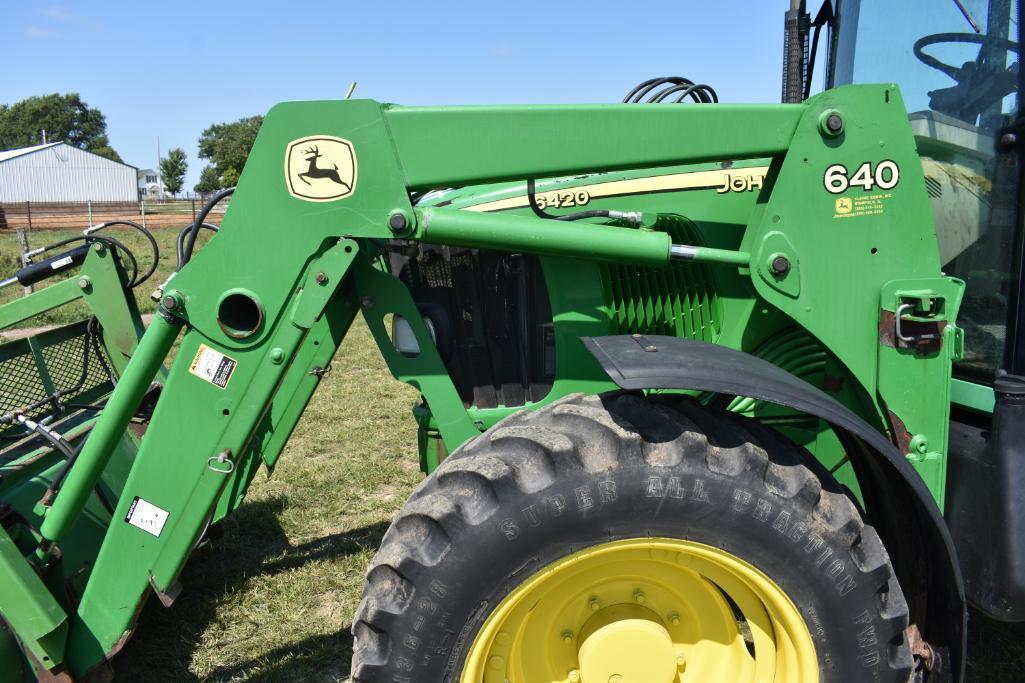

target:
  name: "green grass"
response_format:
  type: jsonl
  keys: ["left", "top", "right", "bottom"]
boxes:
{"left": 2, "top": 229, "right": 1024, "bottom": 680}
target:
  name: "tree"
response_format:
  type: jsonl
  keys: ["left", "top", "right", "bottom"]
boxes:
{"left": 0, "top": 93, "right": 123, "bottom": 162}
{"left": 159, "top": 148, "right": 188, "bottom": 196}
{"left": 194, "top": 165, "right": 222, "bottom": 194}
{"left": 197, "top": 115, "right": 263, "bottom": 189}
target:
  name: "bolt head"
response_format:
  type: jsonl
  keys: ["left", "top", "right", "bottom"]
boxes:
{"left": 568, "top": 670, "right": 581, "bottom": 683}
{"left": 315, "top": 271, "right": 328, "bottom": 285}
{"left": 826, "top": 114, "right": 843, "bottom": 132}
{"left": 771, "top": 255, "right": 791, "bottom": 276}
{"left": 676, "top": 652, "right": 687, "bottom": 667}
{"left": 93, "top": 242, "right": 105, "bottom": 254}
{"left": 388, "top": 212, "right": 408, "bottom": 233}
{"left": 1001, "top": 132, "right": 1018, "bottom": 149}
{"left": 561, "top": 630, "right": 574, "bottom": 644}
{"left": 633, "top": 589, "right": 647, "bottom": 603}
{"left": 668, "top": 612, "right": 681, "bottom": 626}
{"left": 78, "top": 277, "right": 90, "bottom": 290}
{"left": 161, "top": 295, "right": 178, "bottom": 310}
{"left": 589, "top": 597, "right": 601, "bottom": 611}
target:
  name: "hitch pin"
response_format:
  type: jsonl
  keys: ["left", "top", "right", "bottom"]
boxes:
{"left": 207, "top": 449, "right": 235, "bottom": 474}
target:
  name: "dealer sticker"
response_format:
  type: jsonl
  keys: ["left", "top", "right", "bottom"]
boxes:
{"left": 189, "top": 344, "right": 237, "bottom": 389}
{"left": 125, "top": 496, "right": 169, "bottom": 537}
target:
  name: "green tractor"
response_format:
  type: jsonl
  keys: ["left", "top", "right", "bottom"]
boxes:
{"left": 0, "top": 0, "right": 1021, "bottom": 680}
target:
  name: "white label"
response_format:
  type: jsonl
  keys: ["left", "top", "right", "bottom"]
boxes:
{"left": 125, "top": 496, "right": 169, "bottom": 537}
{"left": 188, "top": 343, "right": 237, "bottom": 389}
{"left": 50, "top": 255, "right": 73, "bottom": 270}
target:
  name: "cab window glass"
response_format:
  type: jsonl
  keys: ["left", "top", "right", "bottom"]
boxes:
{"left": 834, "top": 0, "right": 1020, "bottom": 381}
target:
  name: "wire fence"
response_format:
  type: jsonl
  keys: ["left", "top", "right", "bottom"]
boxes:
{"left": 0, "top": 197, "right": 229, "bottom": 232}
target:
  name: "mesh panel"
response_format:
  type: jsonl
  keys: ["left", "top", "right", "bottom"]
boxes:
{"left": 0, "top": 353, "right": 51, "bottom": 417}
{"left": 0, "top": 320, "right": 114, "bottom": 434}
{"left": 601, "top": 215, "right": 720, "bottom": 341}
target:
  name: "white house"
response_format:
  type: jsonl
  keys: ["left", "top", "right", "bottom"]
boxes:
{"left": 0, "top": 142, "right": 137, "bottom": 202}
{"left": 137, "top": 168, "right": 166, "bottom": 199}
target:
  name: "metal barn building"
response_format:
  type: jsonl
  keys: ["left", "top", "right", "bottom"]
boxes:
{"left": 0, "top": 142, "right": 137, "bottom": 202}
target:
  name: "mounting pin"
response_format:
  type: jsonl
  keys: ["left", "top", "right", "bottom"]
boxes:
{"left": 770, "top": 254, "right": 791, "bottom": 276}
{"left": 388, "top": 210, "right": 410, "bottom": 234}
{"left": 819, "top": 109, "right": 845, "bottom": 137}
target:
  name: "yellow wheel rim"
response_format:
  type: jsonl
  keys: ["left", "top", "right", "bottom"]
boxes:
{"left": 460, "top": 538, "right": 818, "bottom": 683}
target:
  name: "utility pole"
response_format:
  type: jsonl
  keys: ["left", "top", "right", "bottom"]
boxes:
{"left": 156, "top": 136, "right": 163, "bottom": 201}
{"left": 41, "top": 129, "right": 47, "bottom": 144}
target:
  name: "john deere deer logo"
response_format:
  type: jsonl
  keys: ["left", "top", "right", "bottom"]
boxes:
{"left": 285, "top": 135, "right": 357, "bottom": 201}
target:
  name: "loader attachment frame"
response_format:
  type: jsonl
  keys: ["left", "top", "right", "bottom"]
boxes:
{"left": 1, "top": 84, "right": 966, "bottom": 678}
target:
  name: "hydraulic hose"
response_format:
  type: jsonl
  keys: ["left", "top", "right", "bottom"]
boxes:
{"left": 178, "top": 187, "right": 234, "bottom": 270}
{"left": 175, "top": 222, "right": 219, "bottom": 268}
{"left": 85, "top": 220, "right": 160, "bottom": 286}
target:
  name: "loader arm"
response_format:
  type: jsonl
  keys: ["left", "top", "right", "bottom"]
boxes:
{"left": 2, "top": 85, "right": 965, "bottom": 678}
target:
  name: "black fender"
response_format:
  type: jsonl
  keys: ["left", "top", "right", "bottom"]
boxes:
{"left": 583, "top": 334, "right": 966, "bottom": 682}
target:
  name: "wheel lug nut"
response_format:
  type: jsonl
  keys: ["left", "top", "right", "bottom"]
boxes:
{"left": 488, "top": 655, "right": 504, "bottom": 670}
{"left": 589, "top": 596, "right": 601, "bottom": 611}
{"left": 668, "top": 612, "right": 681, "bottom": 626}
{"left": 569, "top": 669, "right": 581, "bottom": 682}
{"left": 561, "top": 630, "right": 574, "bottom": 644}
{"left": 633, "top": 589, "right": 646, "bottom": 603}
{"left": 676, "top": 651, "right": 687, "bottom": 667}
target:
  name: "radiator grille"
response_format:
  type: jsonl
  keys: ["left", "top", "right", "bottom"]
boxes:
{"left": 602, "top": 215, "right": 719, "bottom": 341}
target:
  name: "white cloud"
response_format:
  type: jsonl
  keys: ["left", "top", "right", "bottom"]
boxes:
{"left": 42, "top": 6, "right": 77, "bottom": 22}
{"left": 25, "top": 25, "right": 60, "bottom": 39}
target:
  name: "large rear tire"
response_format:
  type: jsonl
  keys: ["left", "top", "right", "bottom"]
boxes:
{"left": 350, "top": 393, "right": 913, "bottom": 682}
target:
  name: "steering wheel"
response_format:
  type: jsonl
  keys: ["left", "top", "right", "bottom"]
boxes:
{"left": 914, "top": 32, "right": 1019, "bottom": 79}
{"left": 912, "top": 32, "right": 1019, "bottom": 122}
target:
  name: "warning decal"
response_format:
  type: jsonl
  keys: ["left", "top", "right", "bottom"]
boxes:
{"left": 189, "top": 343, "right": 237, "bottom": 389}
{"left": 125, "top": 496, "right": 170, "bottom": 537}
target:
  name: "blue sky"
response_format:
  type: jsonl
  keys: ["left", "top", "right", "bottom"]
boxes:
{"left": 4, "top": 2, "right": 791, "bottom": 189}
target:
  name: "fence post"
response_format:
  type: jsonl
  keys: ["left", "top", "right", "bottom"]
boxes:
{"left": 15, "top": 228, "right": 33, "bottom": 295}
{"left": 25, "top": 201, "right": 32, "bottom": 231}
{"left": 140, "top": 199, "right": 146, "bottom": 228}
{"left": 87, "top": 200, "right": 93, "bottom": 226}
{"left": 191, "top": 199, "right": 197, "bottom": 224}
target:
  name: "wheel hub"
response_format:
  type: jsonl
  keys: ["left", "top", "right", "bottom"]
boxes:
{"left": 577, "top": 604, "right": 677, "bottom": 682}
{"left": 460, "top": 538, "right": 818, "bottom": 682}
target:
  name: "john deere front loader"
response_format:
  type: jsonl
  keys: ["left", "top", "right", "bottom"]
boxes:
{"left": 1, "top": 0, "right": 1021, "bottom": 680}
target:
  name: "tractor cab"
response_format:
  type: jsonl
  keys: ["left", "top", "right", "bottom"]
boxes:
{"left": 812, "top": 0, "right": 1025, "bottom": 623}
{"left": 825, "top": 0, "right": 1022, "bottom": 384}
